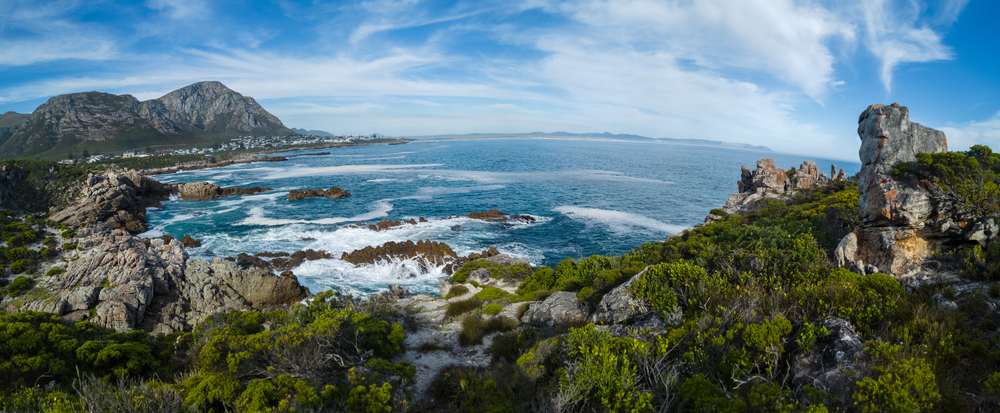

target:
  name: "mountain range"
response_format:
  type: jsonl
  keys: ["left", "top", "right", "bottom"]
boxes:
{"left": 290, "top": 128, "right": 334, "bottom": 137}
{"left": 405, "top": 131, "right": 772, "bottom": 151}
{"left": 0, "top": 81, "right": 296, "bottom": 160}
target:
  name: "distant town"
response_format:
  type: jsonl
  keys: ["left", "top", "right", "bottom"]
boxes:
{"left": 59, "top": 134, "right": 388, "bottom": 164}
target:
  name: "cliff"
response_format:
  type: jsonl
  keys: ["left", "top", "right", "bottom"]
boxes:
{"left": 0, "top": 81, "right": 296, "bottom": 160}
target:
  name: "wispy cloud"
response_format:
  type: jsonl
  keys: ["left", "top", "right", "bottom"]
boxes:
{"left": 939, "top": 111, "right": 1000, "bottom": 152}
{"left": 861, "top": 0, "right": 961, "bottom": 92}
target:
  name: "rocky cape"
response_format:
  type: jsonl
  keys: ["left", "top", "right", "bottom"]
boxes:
{"left": 0, "top": 81, "right": 296, "bottom": 160}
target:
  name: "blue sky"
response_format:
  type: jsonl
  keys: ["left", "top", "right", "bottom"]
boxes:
{"left": 1, "top": 0, "right": 997, "bottom": 161}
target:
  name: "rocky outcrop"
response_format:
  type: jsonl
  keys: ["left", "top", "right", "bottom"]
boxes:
{"left": 288, "top": 187, "right": 350, "bottom": 201}
{"left": 340, "top": 240, "right": 458, "bottom": 267}
{"left": 232, "top": 249, "right": 333, "bottom": 272}
{"left": 792, "top": 317, "right": 864, "bottom": 400}
{"left": 835, "top": 104, "right": 950, "bottom": 276}
{"left": 720, "top": 158, "right": 844, "bottom": 219}
{"left": 520, "top": 291, "right": 589, "bottom": 328}
{"left": 171, "top": 181, "right": 271, "bottom": 200}
{"left": 179, "top": 234, "right": 201, "bottom": 248}
{"left": 49, "top": 168, "right": 172, "bottom": 233}
{"left": 3, "top": 223, "right": 310, "bottom": 334}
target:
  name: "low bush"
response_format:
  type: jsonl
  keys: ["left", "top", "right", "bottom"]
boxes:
{"left": 445, "top": 284, "right": 469, "bottom": 299}
{"left": 45, "top": 267, "right": 65, "bottom": 277}
{"left": 483, "top": 303, "right": 503, "bottom": 316}
{"left": 445, "top": 297, "right": 484, "bottom": 319}
{"left": 458, "top": 313, "right": 517, "bottom": 346}
{"left": 7, "top": 276, "right": 34, "bottom": 297}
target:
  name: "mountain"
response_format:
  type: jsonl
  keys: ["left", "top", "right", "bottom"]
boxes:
{"left": 0, "top": 81, "right": 296, "bottom": 160}
{"left": 404, "top": 131, "right": 772, "bottom": 151}
{"left": 291, "top": 128, "right": 334, "bottom": 137}
{"left": 0, "top": 111, "right": 29, "bottom": 148}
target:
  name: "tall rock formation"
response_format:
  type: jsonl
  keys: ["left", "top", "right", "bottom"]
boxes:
{"left": 836, "top": 104, "right": 949, "bottom": 276}
{"left": 0, "top": 81, "right": 296, "bottom": 159}
{"left": 721, "top": 158, "right": 837, "bottom": 216}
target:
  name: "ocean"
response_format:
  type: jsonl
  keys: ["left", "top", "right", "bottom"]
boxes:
{"left": 144, "top": 138, "right": 859, "bottom": 296}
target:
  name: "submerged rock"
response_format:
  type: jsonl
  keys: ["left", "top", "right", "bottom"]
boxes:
{"left": 340, "top": 240, "right": 458, "bottom": 267}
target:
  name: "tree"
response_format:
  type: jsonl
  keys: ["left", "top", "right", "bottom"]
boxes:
{"left": 82, "top": 148, "right": 90, "bottom": 158}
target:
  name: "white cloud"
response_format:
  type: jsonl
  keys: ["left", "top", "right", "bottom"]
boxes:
{"left": 939, "top": 111, "right": 1000, "bottom": 152}
{"left": 549, "top": 0, "right": 855, "bottom": 100}
{"left": 145, "top": 0, "right": 209, "bottom": 19}
{"left": 860, "top": 0, "right": 960, "bottom": 92}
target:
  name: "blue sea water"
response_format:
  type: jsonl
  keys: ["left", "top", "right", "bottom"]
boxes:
{"left": 144, "top": 138, "right": 860, "bottom": 296}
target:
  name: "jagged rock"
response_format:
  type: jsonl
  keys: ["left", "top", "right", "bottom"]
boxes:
{"left": 288, "top": 187, "right": 350, "bottom": 201}
{"left": 751, "top": 158, "right": 788, "bottom": 194}
{"left": 792, "top": 317, "right": 864, "bottom": 400}
{"left": 384, "top": 285, "right": 414, "bottom": 300}
{"left": 64, "top": 286, "right": 100, "bottom": 311}
{"left": 180, "top": 234, "right": 201, "bottom": 247}
{"left": 838, "top": 104, "right": 949, "bottom": 276}
{"left": 520, "top": 291, "right": 589, "bottom": 328}
{"left": 5, "top": 224, "right": 309, "bottom": 334}
{"left": 341, "top": 240, "right": 457, "bottom": 268}
{"left": 235, "top": 249, "right": 333, "bottom": 272}
{"left": 590, "top": 268, "right": 654, "bottom": 324}
{"left": 49, "top": 168, "right": 172, "bottom": 233}
{"left": 837, "top": 169, "right": 846, "bottom": 180}
{"left": 171, "top": 181, "right": 271, "bottom": 200}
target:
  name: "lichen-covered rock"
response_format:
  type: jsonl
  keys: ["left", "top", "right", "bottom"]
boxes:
{"left": 792, "top": 317, "right": 864, "bottom": 400}
{"left": 589, "top": 268, "right": 653, "bottom": 324}
{"left": 520, "top": 291, "right": 589, "bottom": 328}
{"left": 838, "top": 104, "right": 950, "bottom": 276}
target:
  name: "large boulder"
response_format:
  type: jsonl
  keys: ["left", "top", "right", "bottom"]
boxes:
{"left": 520, "top": 291, "right": 589, "bottom": 328}
{"left": 589, "top": 268, "right": 654, "bottom": 324}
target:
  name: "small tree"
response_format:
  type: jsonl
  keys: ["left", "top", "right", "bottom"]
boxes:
{"left": 82, "top": 148, "right": 90, "bottom": 158}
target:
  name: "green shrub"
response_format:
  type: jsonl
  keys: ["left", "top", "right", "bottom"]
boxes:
{"left": 7, "top": 276, "right": 34, "bottom": 297}
{"left": 483, "top": 303, "right": 503, "bottom": 316}
{"left": 9, "top": 259, "right": 31, "bottom": 274}
{"left": 709, "top": 208, "right": 728, "bottom": 217}
{"left": 61, "top": 243, "right": 76, "bottom": 250}
{"left": 445, "top": 284, "right": 469, "bottom": 299}
{"left": 558, "top": 324, "right": 654, "bottom": 412}
{"left": 476, "top": 286, "right": 510, "bottom": 301}
{"left": 853, "top": 342, "right": 940, "bottom": 413}
{"left": 60, "top": 230, "right": 76, "bottom": 239}
{"left": 45, "top": 267, "right": 65, "bottom": 277}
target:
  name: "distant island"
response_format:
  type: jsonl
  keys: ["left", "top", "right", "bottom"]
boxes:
{"left": 405, "top": 131, "right": 772, "bottom": 151}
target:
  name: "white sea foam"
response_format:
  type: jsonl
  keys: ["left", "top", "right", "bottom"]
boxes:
{"left": 237, "top": 200, "right": 394, "bottom": 226}
{"left": 553, "top": 206, "right": 687, "bottom": 235}
{"left": 294, "top": 257, "right": 449, "bottom": 296}
{"left": 365, "top": 178, "right": 398, "bottom": 183}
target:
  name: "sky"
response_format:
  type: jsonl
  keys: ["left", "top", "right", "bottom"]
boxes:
{"left": 1, "top": 0, "right": 997, "bottom": 161}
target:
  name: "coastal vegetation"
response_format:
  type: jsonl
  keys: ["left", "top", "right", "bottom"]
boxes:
{"left": 1, "top": 144, "right": 999, "bottom": 412}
